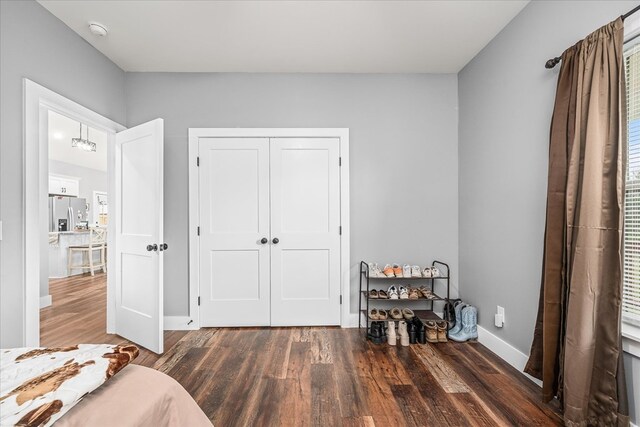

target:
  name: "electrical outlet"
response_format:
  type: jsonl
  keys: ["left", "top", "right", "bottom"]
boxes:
{"left": 495, "top": 305, "right": 505, "bottom": 328}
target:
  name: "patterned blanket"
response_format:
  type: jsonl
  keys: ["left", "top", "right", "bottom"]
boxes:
{"left": 0, "top": 344, "right": 138, "bottom": 426}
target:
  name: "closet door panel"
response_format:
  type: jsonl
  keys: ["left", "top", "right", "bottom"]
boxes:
{"left": 198, "top": 138, "right": 270, "bottom": 326}
{"left": 270, "top": 138, "right": 341, "bottom": 326}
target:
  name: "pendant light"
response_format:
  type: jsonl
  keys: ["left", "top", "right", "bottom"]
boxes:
{"left": 71, "top": 122, "right": 97, "bottom": 152}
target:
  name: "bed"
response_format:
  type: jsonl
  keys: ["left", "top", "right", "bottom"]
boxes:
{"left": 0, "top": 344, "right": 212, "bottom": 427}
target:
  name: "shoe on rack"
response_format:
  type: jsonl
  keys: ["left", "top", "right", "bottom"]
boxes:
{"left": 411, "top": 265, "right": 422, "bottom": 278}
{"left": 402, "top": 264, "right": 411, "bottom": 278}
{"left": 393, "top": 264, "right": 403, "bottom": 278}
{"left": 399, "top": 286, "right": 409, "bottom": 299}
{"left": 369, "top": 263, "right": 384, "bottom": 278}
{"left": 448, "top": 306, "right": 478, "bottom": 342}
{"left": 425, "top": 321, "right": 438, "bottom": 343}
{"left": 408, "top": 287, "right": 420, "bottom": 300}
{"left": 408, "top": 322, "right": 417, "bottom": 344}
{"left": 436, "top": 321, "right": 448, "bottom": 342}
{"left": 369, "top": 289, "right": 379, "bottom": 299}
{"left": 378, "top": 289, "right": 388, "bottom": 299}
{"left": 422, "top": 267, "right": 433, "bottom": 278}
{"left": 448, "top": 302, "right": 467, "bottom": 337}
{"left": 415, "top": 319, "right": 426, "bottom": 344}
{"left": 383, "top": 264, "right": 395, "bottom": 277}
{"left": 431, "top": 267, "right": 441, "bottom": 278}
{"left": 368, "top": 308, "right": 379, "bottom": 320}
{"left": 378, "top": 309, "right": 388, "bottom": 320}
{"left": 368, "top": 321, "right": 385, "bottom": 344}
{"left": 398, "top": 321, "right": 410, "bottom": 346}
{"left": 388, "top": 286, "right": 399, "bottom": 300}
{"left": 390, "top": 307, "right": 403, "bottom": 320}
{"left": 402, "top": 308, "right": 415, "bottom": 320}
{"left": 388, "top": 321, "right": 397, "bottom": 346}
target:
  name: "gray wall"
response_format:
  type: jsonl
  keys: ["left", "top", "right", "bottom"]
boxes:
{"left": 0, "top": 0, "right": 126, "bottom": 347}
{"left": 457, "top": 0, "right": 639, "bottom": 423}
{"left": 124, "top": 73, "right": 459, "bottom": 316}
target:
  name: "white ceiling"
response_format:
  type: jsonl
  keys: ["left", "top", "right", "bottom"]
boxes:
{"left": 49, "top": 110, "right": 107, "bottom": 172}
{"left": 38, "top": 0, "right": 529, "bottom": 73}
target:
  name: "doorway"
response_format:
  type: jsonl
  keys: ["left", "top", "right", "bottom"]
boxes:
{"left": 188, "top": 128, "right": 351, "bottom": 328}
{"left": 24, "top": 79, "right": 166, "bottom": 354}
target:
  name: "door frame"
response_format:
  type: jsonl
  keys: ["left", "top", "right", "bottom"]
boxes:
{"left": 23, "top": 79, "right": 126, "bottom": 346}
{"left": 187, "top": 128, "right": 351, "bottom": 328}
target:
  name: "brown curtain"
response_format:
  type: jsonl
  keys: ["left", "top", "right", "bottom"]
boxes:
{"left": 524, "top": 17, "right": 629, "bottom": 427}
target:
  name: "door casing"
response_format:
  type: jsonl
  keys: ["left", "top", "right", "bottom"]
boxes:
{"left": 22, "top": 79, "right": 126, "bottom": 347}
{"left": 188, "top": 128, "right": 351, "bottom": 329}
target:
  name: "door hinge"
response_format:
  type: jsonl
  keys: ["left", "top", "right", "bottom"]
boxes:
{"left": 197, "top": 226, "right": 200, "bottom": 236}
{"left": 339, "top": 157, "right": 342, "bottom": 166}
{"left": 197, "top": 157, "right": 200, "bottom": 167}
{"left": 197, "top": 296, "right": 201, "bottom": 306}
{"left": 340, "top": 295, "right": 343, "bottom": 305}
{"left": 339, "top": 225, "right": 342, "bottom": 235}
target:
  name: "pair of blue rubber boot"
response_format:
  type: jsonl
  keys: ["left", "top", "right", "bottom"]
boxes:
{"left": 448, "top": 302, "right": 478, "bottom": 342}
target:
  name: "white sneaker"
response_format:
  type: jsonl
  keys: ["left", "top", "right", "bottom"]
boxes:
{"left": 388, "top": 285, "right": 399, "bottom": 300}
{"left": 369, "top": 263, "right": 383, "bottom": 278}
{"left": 431, "top": 267, "right": 441, "bottom": 277}
{"left": 402, "top": 264, "right": 411, "bottom": 278}
{"left": 411, "top": 265, "right": 422, "bottom": 278}
{"left": 422, "top": 267, "right": 432, "bottom": 278}
{"left": 399, "top": 286, "right": 409, "bottom": 299}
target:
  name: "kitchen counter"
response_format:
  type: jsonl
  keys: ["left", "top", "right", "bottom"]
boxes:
{"left": 49, "top": 231, "right": 103, "bottom": 278}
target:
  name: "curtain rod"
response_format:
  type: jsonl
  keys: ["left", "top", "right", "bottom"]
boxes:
{"left": 544, "top": 4, "right": 640, "bottom": 69}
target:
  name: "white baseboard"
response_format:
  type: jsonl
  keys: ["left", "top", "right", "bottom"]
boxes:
{"left": 164, "top": 316, "right": 198, "bottom": 331}
{"left": 342, "top": 313, "right": 360, "bottom": 328}
{"left": 477, "top": 325, "right": 542, "bottom": 387}
{"left": 39, "top": 295, "right": 52, "bottom": 308}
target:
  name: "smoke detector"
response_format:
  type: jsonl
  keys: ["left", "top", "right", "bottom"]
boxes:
{"left": 88, "top": 22, "right": 108, "bottom": 37}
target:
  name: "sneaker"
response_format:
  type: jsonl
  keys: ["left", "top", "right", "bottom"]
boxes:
{"left": 422, "top": 267, "right": 433, "bottom": 278}
{"left": 369, "top": 263, "right": 383, "bottom": 278}
{"left": 383, "top": 264, "right": 395, "bottom": 277}
{"left": 402, "top": 264, "right": 411, "bottom": 278}
{"left": 431, "top": 267, "right": 441, "bottom": 278}
{"left": 378, "top": 289, "right": 388, "bottom": 299}
{"left": 388, "top": 285, "right": 399, "bottom": 300}
{"left": 411, "top": 265, "right": 422, "bottom": 278}
{"left": 399, "top": 286, "right": 409, "bottom": 299}
{"left": 392, "top": 264, "right": 403, "bottom": 277}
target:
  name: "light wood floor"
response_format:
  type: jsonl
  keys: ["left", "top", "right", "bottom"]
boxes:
{"left": 42, "top": 273, "right": 562, "bottom": 426}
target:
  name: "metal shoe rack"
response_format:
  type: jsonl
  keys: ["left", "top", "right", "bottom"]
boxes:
{"left": 358, "top": 260, "right": 450, "bottom": 336}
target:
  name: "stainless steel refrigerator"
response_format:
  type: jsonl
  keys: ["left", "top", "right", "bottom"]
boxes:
{"left": 49, "top": 196, "right": 88, "bottom": 232}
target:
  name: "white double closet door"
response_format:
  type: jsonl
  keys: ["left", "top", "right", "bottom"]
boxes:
{"left": 198, "top": 137, "right": 341, "bottom": 326}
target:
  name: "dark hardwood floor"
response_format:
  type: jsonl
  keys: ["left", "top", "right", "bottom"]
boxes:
{"left": 42, "top": 273, "right": 562, "bottom": 426}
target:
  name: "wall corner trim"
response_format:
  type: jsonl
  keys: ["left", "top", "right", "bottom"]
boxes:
{"left": 477, "top": 326, "right": 542, "bottom": 387}
{"left": 164, "top": 316, "right": 199, "bottom": 331}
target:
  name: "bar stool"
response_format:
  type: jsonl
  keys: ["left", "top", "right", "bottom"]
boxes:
{"left": 68, "top": 228, "right": 107, "bottom": 276}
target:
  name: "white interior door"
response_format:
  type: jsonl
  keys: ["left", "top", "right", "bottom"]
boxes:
{"left": 115, "top": 119, "right": 164, "bottom": 353}
{"left": 269, "top": 138, "right": 341, "bottom": 326}
{"left": 198, "top": 138, "right": 271, "bottom": 326}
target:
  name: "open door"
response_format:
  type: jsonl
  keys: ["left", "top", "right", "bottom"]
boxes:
{"left": 114, "top": 119, "right": 164, "bottom": 353}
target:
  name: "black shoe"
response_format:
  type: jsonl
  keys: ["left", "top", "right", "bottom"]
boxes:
{"left": 408, "top": 322, "right": 417, "bottom": 344}
{"left": 415, "top": 319, "right": 426, "bottom": 344}
{"left": 368, "top": 322, "right": 385, "bottom": 344}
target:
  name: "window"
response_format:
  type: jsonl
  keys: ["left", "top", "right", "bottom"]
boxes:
{"left": 623, "top": 41, "right": 640, "bottom": 326}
